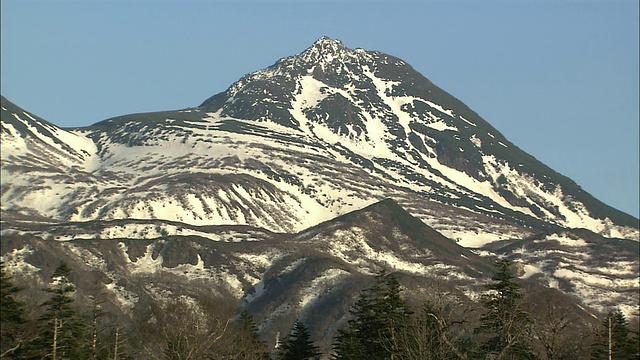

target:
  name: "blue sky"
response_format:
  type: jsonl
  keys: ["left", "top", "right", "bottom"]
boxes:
{"left": 1, "top": 0, "right": 638, "bottom": 218}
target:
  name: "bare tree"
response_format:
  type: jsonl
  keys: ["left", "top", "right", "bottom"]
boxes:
{"left": 88, "top": 286, "right": 109, "bottom": 359}
{"left": 527, "top": 288, "right": 594, "bottom": 360}
{"left": 212, "top": 310, "right": 270, "bottom": 360}
{"left": 135, "top": 294, "right": 236, "bottom": 360}
{"left": 399, "top": 295, "right": 472, "bottom": 360}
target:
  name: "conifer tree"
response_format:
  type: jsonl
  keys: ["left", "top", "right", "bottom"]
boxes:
{"left": 1, "top": 261, "right": 29, "bottom": 358}
{"left": 230, "top": 310, "right": 270, "bottom": 360}
{"left": 333, "top": 270, "right": 412, "bottom": 360}
{"left": 278, "top": 320, "right": 321, "bottom": 360}
{"left": 32, "top": 262, "right": 88, "bottom": 359}
{"left": 476, "top": 259, "right": 535, "bottom": 360}
{"left": 591, "top": 309, "right": 640, "bottom": 360}
{"left": 332, "top": 328, "right": 366, "bottom": 360}
{"left": 238, "top": 310, "right": 260, "bottom": 342}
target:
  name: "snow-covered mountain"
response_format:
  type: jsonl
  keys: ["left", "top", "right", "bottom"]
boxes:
{"left": 1, "top": 37, "right": 638, "bottom": 350}
{"left": 2, "top": 37, "right": 636, "bottom": 244}
{"left": 5, "top": 199, "right": 634, "bottom": 354}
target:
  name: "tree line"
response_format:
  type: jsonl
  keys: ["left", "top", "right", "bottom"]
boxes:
{"left": 1, "top": 260, "right": 638, "bottom": 359}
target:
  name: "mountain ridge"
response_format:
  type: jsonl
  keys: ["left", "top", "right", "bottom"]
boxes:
{"left": 2, "top": 196, "right": 637, "bottom": 355}
{"left": 1, "top": 38, "right": 639, "bottom": 348}
{"left": 2, "top": 38, "right": 637, "bottom": 237}
{"left": 198, "top": 37, "right": 637, "bottom": 231}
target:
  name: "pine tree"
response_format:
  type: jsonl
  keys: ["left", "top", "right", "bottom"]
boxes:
{"left": 332, "top": 328, "right": 366, "bottom": 360}
{"left": 32, "top": 262, "right": 88, "bottom": 359}
{"left": 278, "top": 320, "right": 321, "bottom": 360}
{"left": 1, "top": 261, "right": 29, "bottom": 358}
{"left": 476, "top": 259, "right": 535, "bottom": 360}
{"left": 591, "top": 309, "right": 640, "bottom": 360}
{"left": 238, "top": 310, "right": 261, "bottom": 342}
{"left": 333, "top": 270, "right": 412, "bottom": 360}
{"left": 229, "top": 310, "right": 270, "bottom": 360}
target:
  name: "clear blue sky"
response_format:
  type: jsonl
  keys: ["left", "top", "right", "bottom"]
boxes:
{"left": 2, "top": 0, "right": 638, "bottom": 219}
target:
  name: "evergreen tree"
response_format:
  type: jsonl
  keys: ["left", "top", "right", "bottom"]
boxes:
{"left": 331, "top": 328, "right": 366, "bottom": 360}
{"left": 591, "top": 309, "right": 640, "bottom": 360}
{"left": 1, "top": 261, "right": 29, "bottom": 358}
{"left": 229, "top": 310, "right": 270, "bottom": 360}
{"left": 238, "top": 310, "right": 261, "bottom": 342}
{"left": 31, "top": 262, "right": 88, "bottom": 359}
{"left": 333, "top": 270, "right": 412, "bottom": 360}
{"left": 278, "top": 320, "right": 321, "bottom": 360}
{"left": 476, "top": 260, "right": 535, "bottom": 360}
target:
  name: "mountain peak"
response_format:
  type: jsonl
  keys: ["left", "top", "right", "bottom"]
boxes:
{"left": 187, "top": 38, "right": 638, "bottom": 236}
{"left": 297, "top": 36, "right": 353, "bottom": 65}
{"left": 312, "top": 36, "right": 345, "bottom": 49}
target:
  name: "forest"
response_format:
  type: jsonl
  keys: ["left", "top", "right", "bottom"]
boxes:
{"left": 1, "top": 260, "right": 638, "bottom": 360}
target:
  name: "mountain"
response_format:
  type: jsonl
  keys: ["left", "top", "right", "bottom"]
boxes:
{"left": 3, "top": 198, "right": 627, "bottom": 355}
{"left": 1, "top": 37, "right": 638, "bottom": 353}
{"left": 2, "top": 38, "right": 637, "bottom": 243}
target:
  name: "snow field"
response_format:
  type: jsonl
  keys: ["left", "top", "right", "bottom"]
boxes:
{"left": 1, "top": 121, "right": 28, "bottom": 155}
{"left": 3, "top": 113, "right": 98, "bottom": 181}
{"left": 236, "top": 250, "right": 287, "bottom": 303}
{"left": 482, "top": 155, "right": 609, "bottom": 230}
{"left": 545, "top": 232, "right": 588, "bottom": 247}
{"left": 298, "top": 268, "right": 350, "bottom": 313}
{"left": 550, "top": 268, "right": 638, "bottom": 318}
{"left": 0, "top": 245, "right": 40, "bottom": 277}
{"left": 520, "top": 264, "right": 543, "bottom": 279}
{"left": 128, "top": 243, "right": 164, "bottom": 274}
{"left": 115, "top": 240, "right": 247, "bottom": 302}
{"left": 320, "top": 227, "right": 472, "bottom": 280}
{"left": 6, "top": 99, "right": 632, "bottom": 244}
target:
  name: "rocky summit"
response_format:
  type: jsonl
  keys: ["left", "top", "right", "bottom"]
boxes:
{"left": 1, "top": 37, "right": 638, "bottom": 355}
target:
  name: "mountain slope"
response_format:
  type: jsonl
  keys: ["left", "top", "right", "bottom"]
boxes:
{"left": 199, "top": 37, "right": 638, "bottom": 233}
{"left": 2, "top": 37, "right": 637, "bottom": 245}
{"left": 2, "top": 198, "right": 633, "bottom": 354}
{"left": 1, "top": 38, "right": 639, "bottom": 347}
{"left": 3, "top": 199, "right": 495, "bottom": 352}
{"left": 2, "top": 94, "right": 535, "bottom": 244}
